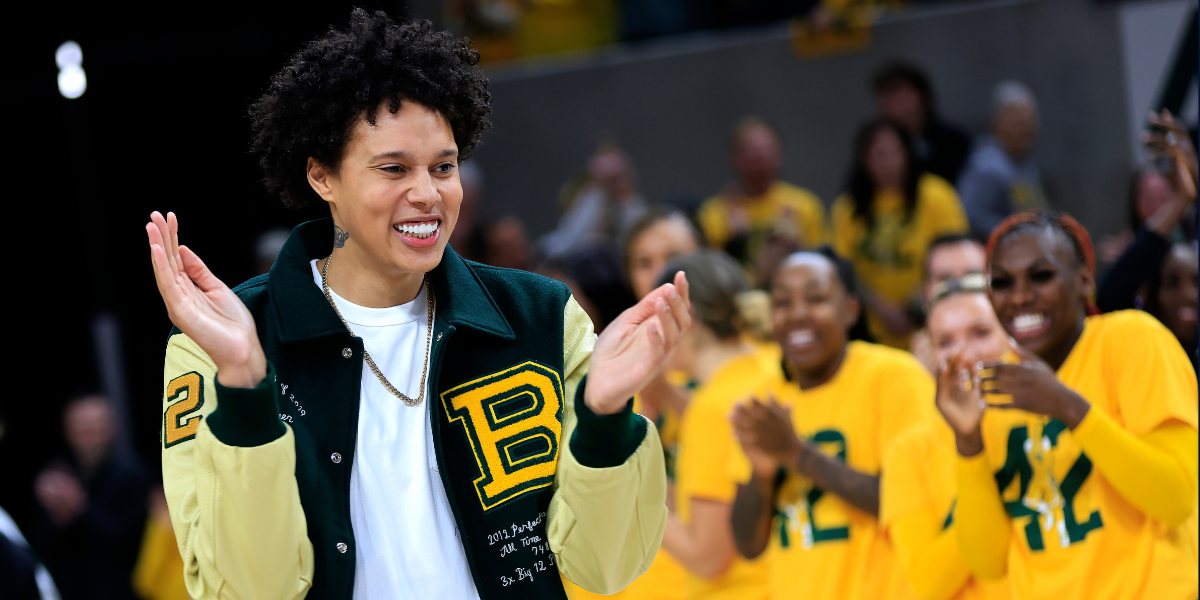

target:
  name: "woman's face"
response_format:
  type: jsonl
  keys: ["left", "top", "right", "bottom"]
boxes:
{"left": 928, "top": 293, "right": 1011, "bottom": 367}
{"left": 1155, "top": 244, "right": 1199, "bottom": 345}
{"left": 987, "top": 229, "right": 1093, "bottom": 361}
{"left": 770, "top": 255, "right": 858, "bottom": 375}
{"left": 1136, "top": 171, "right": 1175, "bottom": 224}
{"left": 864, "top": 127, "right": 908, "bottom": 190}
{"left": 627, "top": 218, "right": 699, "bottom": 300}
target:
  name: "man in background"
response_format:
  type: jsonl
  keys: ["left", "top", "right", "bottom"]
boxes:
{"left": 541, "top": 143, "right": 648, "bottom": 258}
{"left": 872, "top": 61, "right": 972, "bottom": 184}
{"left": 697, "top": 117, "right": 825, "bottom": 275}
{"left": 909, "top": 234, "right": 987, "bottom": 373}
{"left": 957, "top": 80, "right": 1048, "bottom": 239}
{"left": 30, "top": 395, "right": 149, "bottom": 600}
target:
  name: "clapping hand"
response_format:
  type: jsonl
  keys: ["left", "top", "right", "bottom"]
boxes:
{"left": 584, "top": 272, "right": 692, "bottom": 415}
{"left": 935, "top": 347, "right": 987, "bottom": 456}
{"left": 731, "top": 397, "right": 802, "bottom": 479}
{"left": 979, "top": 342, "right": 1090, "bottom": 429}
{"left": 146, "top": 211, "right": 267, "bottom": 388}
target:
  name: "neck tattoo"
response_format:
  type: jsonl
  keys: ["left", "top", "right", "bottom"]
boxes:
{"left": 333, "top": 224, "right": 349, "bottom": 248}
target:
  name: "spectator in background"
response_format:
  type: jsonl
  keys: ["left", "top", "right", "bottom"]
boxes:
{"left": 908, "top": 234, "right": 987, "bottom": 374}
{"left": 449, "top": 160, "right": 484, "bottom": 260}
{"left": 131, "top": 488, "right": 188, "bottom": 600}
{"left": 697, "top": 117, "right": 825, "bottom": 272}
{"left": 469, "top": 215, "right": 533, "bottom": 271}
{"left": 872, "top": 61, "right": 972, "bottom": 184}
{"left": 1099, "top": 110, "right": 1199, "bottom": 370}
{"left": 623, "top": 207, "right": 703, "bottom": 300}
{"left": 540, "top": 143, "right": 647, "bottom": 258}
{"left": 31, "top": 395, "right": 149, "bottom": 600}
{"left": 1099, "top": 166, "right": 1198, "bottom": 263}
{"left": 562, "top": 208, "right": 702, "bottom": 600}
{"left": 957, "top": 80, "right": 1047, "bottom": 239}
{"left": 253, "top": 227, "right": 291, "bottom": 275}
{"left": 832, "top": 120, "right": 967, "bottom": 349}
{"left": 657, "top": 250, "right": 773, "bottom": 600}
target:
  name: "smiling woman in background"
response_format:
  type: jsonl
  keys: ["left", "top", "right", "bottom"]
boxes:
{"left": 880, "top": 274, "right": 1011, "bottom": 600}
{"left": 728, "top": 248, "right": 935, "bottom": 600}
{"left": 947, "top": 211, "right": 1197, "bottom": 600}
{"left": 658, "top": 250, "right": 775, "bottom": 600}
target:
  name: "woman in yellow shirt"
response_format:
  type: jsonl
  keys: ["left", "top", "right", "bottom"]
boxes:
{"left": 729, "top": 248, "right": 936, "bottom": 600}
{"left": 831, "top": 120, "right": 968, "bottom": 349}
{"left": 564, "top": 208, "right": 701, "bottom": 600}
{"left": 944, "top": 212, "right": 1198, "bottom": 600}
{"left": 880, "top": 274, "right": 1010, "bottom": 600}
{"left": 655, "top": 250, "right": 776, "bottom": 600}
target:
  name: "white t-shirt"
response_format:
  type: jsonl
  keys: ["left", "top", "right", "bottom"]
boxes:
{"left": 311, "top": 260, "right": 480, "bottom": 600}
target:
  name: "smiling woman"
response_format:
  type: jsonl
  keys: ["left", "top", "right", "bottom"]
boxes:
{"left": 145, "top": 9, "right": 692, "bottom": 600}
{"left": 944, "top": 210, "right": 1199, "bottom": 600}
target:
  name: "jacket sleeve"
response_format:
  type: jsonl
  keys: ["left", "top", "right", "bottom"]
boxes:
{"left": 546, "top": 297, "right": 668, "bottom": 595}
{"left": 161, "top": 333, "right": 314, "bottom": 600}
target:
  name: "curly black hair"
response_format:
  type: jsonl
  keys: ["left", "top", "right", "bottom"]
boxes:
{"left": 249, "top": 9, "right": 492, "bottom": 208}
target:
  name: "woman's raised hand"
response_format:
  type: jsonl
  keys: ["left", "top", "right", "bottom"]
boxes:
{"left": 147, "top": 211, "right": 267, "bottom": 388}
{"left": 583, "top": 271, "right": 692, "bottom": 415}
{"left": 936, "top": 347, "right": 986, "bottom": 456}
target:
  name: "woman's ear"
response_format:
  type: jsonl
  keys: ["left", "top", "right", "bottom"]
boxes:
{"left": 307, "top": 157, "right": 338, "bottom": 204}
{"left": 842, "top": 295, "right": 862, "bottom": 330}
{"left": 1078, "top": 264, "right": 1096, "bottom": 299}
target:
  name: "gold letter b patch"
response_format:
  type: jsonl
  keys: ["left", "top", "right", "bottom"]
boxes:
{"left": 441, "top": 362, "right": 564, "bottom": 511}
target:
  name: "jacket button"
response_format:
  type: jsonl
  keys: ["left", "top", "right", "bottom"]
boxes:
{"left": 341, "top": 347, "right": 352, "bottom": 358}
{"left": 331, "top": 452, "right": 342, "bottom": 464}
{"left": 336, "top": 542, "right": 348, "bottom": 554}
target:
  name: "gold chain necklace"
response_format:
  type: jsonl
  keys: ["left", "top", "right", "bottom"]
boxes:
{"left": 321, "top": 254, "right": 433, "bottom": 406}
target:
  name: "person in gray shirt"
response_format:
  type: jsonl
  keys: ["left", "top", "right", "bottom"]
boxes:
{"left": 957, "top": 80, "right": 1048, "bottom": 240}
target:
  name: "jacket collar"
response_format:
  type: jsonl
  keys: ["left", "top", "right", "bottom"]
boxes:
{"left": 269, "top": 218, "right": 515, "bottom": 344}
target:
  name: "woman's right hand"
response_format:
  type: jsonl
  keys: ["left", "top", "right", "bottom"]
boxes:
{"left": 935, "top": 348, "right": 985, "bottom": 456}
{"left": 147, "top": 211, "right": 267, "bottom": 388}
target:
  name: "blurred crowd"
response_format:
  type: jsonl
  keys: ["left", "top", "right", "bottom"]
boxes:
{"left": 1, "top": 59, "right": 1196, "bottom": 600}
{"left": 444, "top": 0, "right": 892, "bottom": 62}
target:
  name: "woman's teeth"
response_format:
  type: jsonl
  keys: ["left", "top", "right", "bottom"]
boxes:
{"left": 395, "top": 221, "right": 438, "bottom": 239}
{"left": 1012, "top": 313, "right": 1047, "bottom": 336}
{"left": 788, "top": 330, "right": 816, "bottom": 347}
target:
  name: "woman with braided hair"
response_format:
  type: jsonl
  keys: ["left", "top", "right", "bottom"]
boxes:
{"left": 943, "top": 211, "right": 1197, "bottom": 599}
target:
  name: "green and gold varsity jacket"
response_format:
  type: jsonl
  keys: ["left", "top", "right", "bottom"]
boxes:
{"left": 159, "top": 219, "right": 667, "bottom": 600}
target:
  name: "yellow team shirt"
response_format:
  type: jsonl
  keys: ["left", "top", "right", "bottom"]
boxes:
{"left": 731, "top": 342, "right": 937, "bottom": 600}
{"left": 675, "top": 352, "right": 777, "bottom": 600}
{"left": 976, "top": 311, "right": 1198, "bottom": 600}
{"left": 698, "top": 181, "right": 826, "bottom": 268}
{"left": 882, "top": 419, "right": 1011, "bottom": 600}
{"left": 564, "top": 373, "right": 692, "bottom": 600}
{"left": 831, "top": 174, "right": 967, "bottom": 348}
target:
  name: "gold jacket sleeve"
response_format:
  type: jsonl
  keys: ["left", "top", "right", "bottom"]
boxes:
{"left": 161, "top": 334, "right": 315, "bottom": 600}
{"left": 547, "top": 297, "right": 669, "bottom": 594}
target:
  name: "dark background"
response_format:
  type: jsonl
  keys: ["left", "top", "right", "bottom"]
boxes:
{"left": 3, "top": 1, "right": 398, "bottom": 526}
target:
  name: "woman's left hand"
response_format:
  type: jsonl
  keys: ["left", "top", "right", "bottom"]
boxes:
{"left": 979, "top": 342, "right": 1091, "bottom": 428}
{"left": 584, "top": 271, "right": 692, "bottom": 415}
